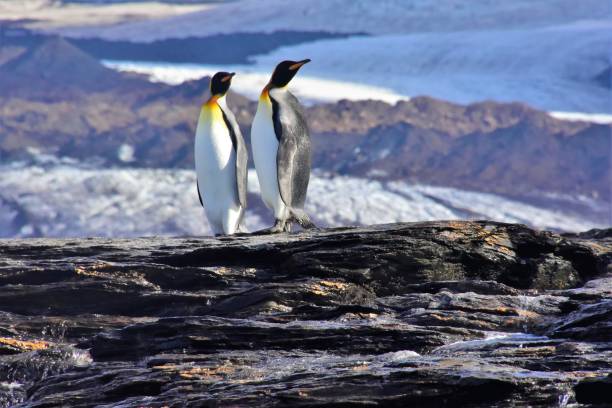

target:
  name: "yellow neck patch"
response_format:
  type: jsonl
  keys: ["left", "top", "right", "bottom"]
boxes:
{"left": 260, "top": 84, "right": 288, "bottom": 103}
{"left": 204, "top": 94, "right": 219, "bottom": 107}
{"left": 259, "top": 88, "right": 270, "bottom": 103}
{"left": 201, "top": 96, "right": 223, "bottom": 122}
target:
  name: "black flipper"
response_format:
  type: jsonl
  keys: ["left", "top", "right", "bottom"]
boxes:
{"left": 197, "top": 183, "right": 203, "bottom": 207}
{"left": 220, "top": 104, "right": 248, "bottom": 208}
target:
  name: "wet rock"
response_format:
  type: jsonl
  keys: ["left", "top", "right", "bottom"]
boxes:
{"left": 574, "top": 373, "right": 612, "bottom": 405}
{"left": 0, "top": 221, "right": 609, "bottom": 407}
{"left": 86, "top": 316, "right": 477, "bottom": 361}
{"left": 547, "top": 300, "right": 612, "bottom": 342}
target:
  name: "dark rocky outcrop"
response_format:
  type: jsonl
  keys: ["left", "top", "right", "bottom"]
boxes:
{"left": 0, "top": 221, "right": 610, "bottom": 407}
{"left": 71, "top": 30, "right": 354, "bottom": 65}
{"left": 0, "top": 36, "right": 158, "bottom": 97}
{"left": 594, "top": 66, "right": 611, "bottom": 89}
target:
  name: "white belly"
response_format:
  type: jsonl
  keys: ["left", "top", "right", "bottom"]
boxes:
{"left": 251, "top": 101, "right": 288, "bottom": 219}
{"left": 195, "top": 111, "right": 242, "bottom": 235}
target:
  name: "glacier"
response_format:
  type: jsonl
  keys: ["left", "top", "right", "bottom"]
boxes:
{"left": 251, "top": 21, "right": 611, "bottom": 114}
{"left": 103, "top": 16, "right": 612, "bottom": 118}
{"left": 86, "top": 0, "right": 612, "bottom": 116}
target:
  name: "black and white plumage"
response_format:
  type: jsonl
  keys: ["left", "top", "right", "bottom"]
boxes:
{"left": 195, "top": 72, "right": 248, "bottom": 235}
{"left": 251, "top": 59, "right": 315, "bottom": 232}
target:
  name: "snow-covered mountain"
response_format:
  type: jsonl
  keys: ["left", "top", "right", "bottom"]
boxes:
{"left": 8, "top": 0, "right": 608, "bottom": 116}
{"left": 55, "top": 0, "right": 610, "bottom": 40}
{"left": 0, "top": 161, "right": 602, "bottom": 238}
{"left": 20, "top": 0, "right": 611, "bottom": 114}
{"left": 104, "top": 16, "right": 612, "bottom": 115}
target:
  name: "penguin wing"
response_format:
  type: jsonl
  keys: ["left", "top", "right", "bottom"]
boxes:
{"left": 220, "top": 105, "right": 248, "bottom": 208}
{"left": 271, "top": 93, "right": 311, "bottom": 209}
{"left": 197, "top": 183, "right": 203, "bottom": 207}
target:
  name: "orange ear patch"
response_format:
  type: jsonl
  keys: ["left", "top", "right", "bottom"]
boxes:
{"left": 259, "top": 85, "right": 271, "bottom": 102}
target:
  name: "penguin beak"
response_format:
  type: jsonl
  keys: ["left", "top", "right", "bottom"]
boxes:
{"left": 221, "top": 72, "right": 235, "bottom": 82}
{"left": 289, "top": 59, "right": 311, "bottom": 71}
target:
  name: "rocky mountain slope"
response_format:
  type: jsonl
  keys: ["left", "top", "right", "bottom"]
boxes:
{"left": 309, "top": 99, "right": 610, "bottom": 199}
{"left": 0, "top": 221, "right": 610, "bottom": 406}
{"left": 0, "top": 35, "right": 608, "bottom": 205}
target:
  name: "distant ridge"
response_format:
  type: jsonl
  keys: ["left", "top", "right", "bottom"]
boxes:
{"left": 0, "top": 36, "right": 152, "bottom": 95}
{"left": 319, "top": 106, "right": 610, "bottom": 201}
{"left": 594, "top": 66, "right": 611, "bottom": 89}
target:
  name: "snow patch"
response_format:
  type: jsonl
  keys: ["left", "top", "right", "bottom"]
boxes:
{"left": 103, "top": 60, "right": 408, "bottom": 105}
{"left": 117, "top": 144, "right": 135, "bottom": 163}
{"left": 0, "top": 164, "right": 602, "bottom": 238}
{"left": 549, "top": 111, "right": 612, "bottom": 124}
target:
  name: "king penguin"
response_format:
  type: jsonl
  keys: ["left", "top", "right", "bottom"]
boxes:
{"left": 194, "top": 72, "right": 248, "bottom": 235}
{"left": 251, "top": 59, "right": 316, "bottom": 232}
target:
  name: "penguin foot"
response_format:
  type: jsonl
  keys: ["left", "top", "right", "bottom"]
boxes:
{"left": 268, "top": 219, "right": 286, "bottom": 233}
{"left": 289, "top": 208, "right": 316, "bottom": 230}
{"left": 296, "top": 217, "right": 317, "bottom": 230}
{"left": 254, "top": 219, "right": 286, "bottom": 234}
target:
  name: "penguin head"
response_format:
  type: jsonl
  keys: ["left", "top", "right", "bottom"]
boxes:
{"left": 209, "top": 71, "right": 235, "bottom": 96}
{"left": 268, "top": 59, "right": 310, "bottom": 88}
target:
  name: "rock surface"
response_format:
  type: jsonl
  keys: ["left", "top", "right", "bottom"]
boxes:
{"left": 0, "top": 221, "right": 610, "bottom": 407}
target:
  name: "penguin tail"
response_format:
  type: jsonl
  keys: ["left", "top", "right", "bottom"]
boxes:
{"left": 289, "top": 208, "right": 317, "bottom": 230}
